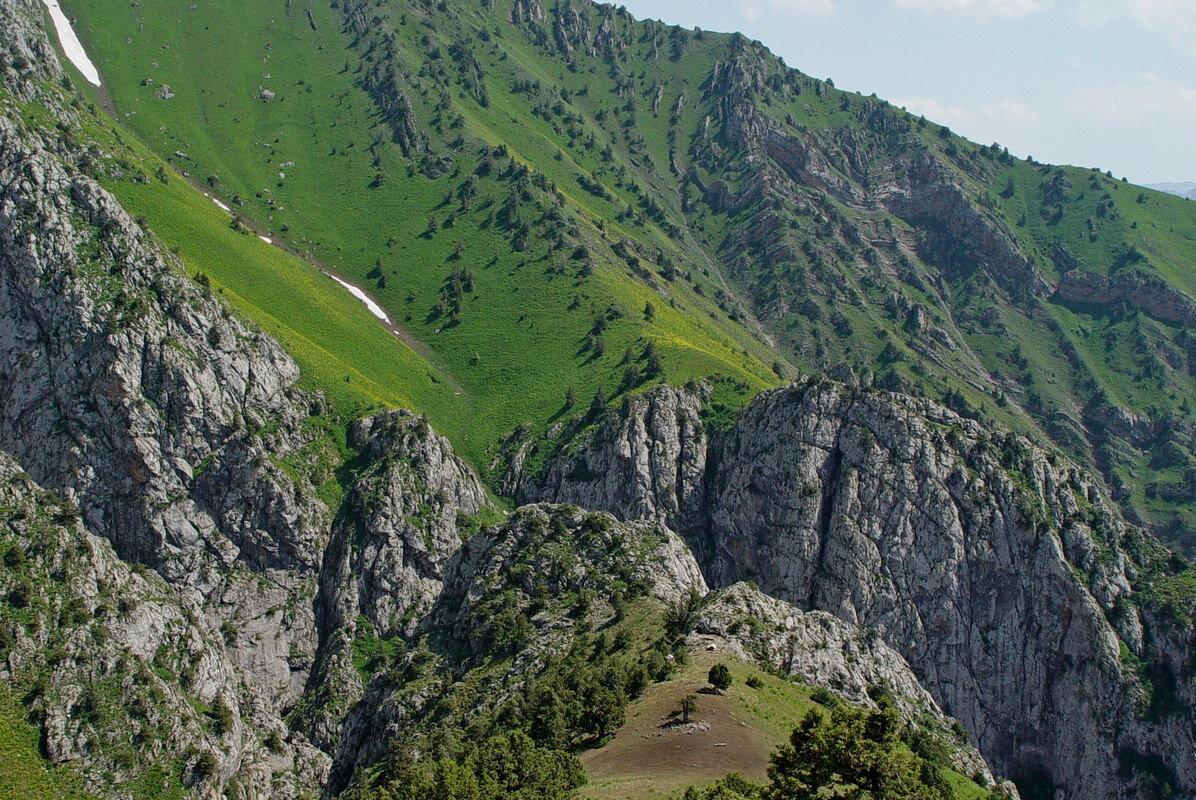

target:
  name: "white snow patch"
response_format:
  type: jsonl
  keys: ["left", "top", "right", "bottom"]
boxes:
{"left": 325, "top": 273, "right": 391, "bottom": 325}
{"left": 204, "top": 194, "right": 232, "bottom": 213}
{"left": 40, "top": 0, "right": 101, "bottom": 86}
{"left": 258, "top": 235, "right": 272, "bottom": 244}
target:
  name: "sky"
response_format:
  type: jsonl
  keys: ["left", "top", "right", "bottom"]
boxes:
{"left": 618, "top": 0, "right": 1196, "bottom": 185}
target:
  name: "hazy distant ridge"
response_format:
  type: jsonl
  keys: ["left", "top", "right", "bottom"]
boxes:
{"left": 1148, "top": 181, "right": 1196, "bottom": 199}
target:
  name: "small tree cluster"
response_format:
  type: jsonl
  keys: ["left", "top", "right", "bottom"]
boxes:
{"left": 708, "top": 663, "right": 732, "bottom": 693}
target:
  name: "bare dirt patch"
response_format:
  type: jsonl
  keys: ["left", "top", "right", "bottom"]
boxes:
{"left": 581, "top": 649, "right": 797, "bottom": 800}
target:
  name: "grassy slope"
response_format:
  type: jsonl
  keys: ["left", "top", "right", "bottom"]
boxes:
{"left": 0, "top": 690, "right": 101, "bottom": 800}
{"left": 64, "top": 0, "right": 780, "bottom": 465}
{"left": 581, "top": 648, "right": 988, "bottom": 800}
{"left": 109, "top": 140, "right": 464, "bottom": 423}
{"left": 55, "top": 0, "right": 1196, "bottom": 538}
{"left": 581, "top": 649, "right": 808, "bottom": 799}
{"left": 978, "top": 162, "right": 1196, "bottom": 536}
{"left": 24, "top": 17, "right": 468, "bottom": 432}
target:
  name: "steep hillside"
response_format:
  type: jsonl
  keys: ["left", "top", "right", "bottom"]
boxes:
{"left": 62, "top": 0, "right": 783, "bottom": 465}
{"left": 57, "top": 0, "right": 1196, "bottom": 548}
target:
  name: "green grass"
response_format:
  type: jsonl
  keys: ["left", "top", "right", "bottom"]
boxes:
{"left": 50, "top": 0, "right": 1196, "bottom": 542}
{"left": 581, "top": 648, "right": 991, "bottom": 800}
{"left": 64, "top": 0, "right": 781, "bottom": 465}
{"left": 0, "top": 689, "right": 100, "bottom": 800}
{"left": 942, "top": 768, "right": 998, "bottom": 800}
{"left": 107, "top": 137, "right": 464, "bottom": 421}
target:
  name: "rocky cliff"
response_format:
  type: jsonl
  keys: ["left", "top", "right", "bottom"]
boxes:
{"left": 690, "top": 581, "right": 1001, "bottom": 787}
{"left": 302, "top": 409, "right": 489, "bottom": 753}
{"left": 515, "top": 379, "right": 1195, "bottom": 798}
{"left": 0, "top": 452, "right": 326, "bottom": 799}
{"left": 1056, "top": 266, "right": 1196, "bottom": 327}
{"left": 0, "top": 3, "right": 344, "bottom": 794}
{"left": 321, "top": 502, "right": 710, "bottom": 792}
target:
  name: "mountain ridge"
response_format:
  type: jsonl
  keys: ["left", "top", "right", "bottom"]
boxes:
{"left": 1147, "top": 181, "right": 1196, "bottom": 200}
{"left": 55, "top": 0, "right": 1196, "bottom": 552}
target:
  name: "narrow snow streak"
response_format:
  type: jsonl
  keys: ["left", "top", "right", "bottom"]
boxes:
{"left": 325, "top": 273, "right": 391, "bottom": 325}
{"left": 40, "top": 0, "right": 101, "bottom": 86}
{"left": 258, "top": 235, "right": 272, "bottom": 244}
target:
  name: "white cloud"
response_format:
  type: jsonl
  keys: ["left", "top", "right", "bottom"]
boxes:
{"left": 1131, "top": 0, "right": 1196, "bottom": 53}
{"left": 1073, "top": 0, "right": 1196, "bottom": 51}
{"left": 1069, "top": 73, "right": 1196, "bottom": 125}
{"left": 981, "top": 99, "right": 1039, "bottom": 123}
{"left": 893, "top": 97, "right": 975, "bottom": 126}
{"left": 1073, "top": 0, "right": 1117, "bottom": 26}
{"left": 893, "top": 97, "right": 1038, "bottom": 134}
{"left": 769, "top": 0, "right": 836, "bottom": 10}
{"left": 894, "top": 0, "right": 1053, "bottom": 19}
{"left": 742, "top": 0, "right": 836, "bottom": 19}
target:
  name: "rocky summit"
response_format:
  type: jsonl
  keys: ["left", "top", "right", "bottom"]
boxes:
{"left": 0, "top": 0, "right": 1193, "bottom": 799}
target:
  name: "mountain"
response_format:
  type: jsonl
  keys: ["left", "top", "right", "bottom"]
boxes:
{"left": 0, "top": 0, "right": 1194, "bottom": 799}
{"left": 1147, "top": 182, "right": 1196, "bottom": 200}
{"left": 44, "top": 0, "right": 1196, "bottom": 554}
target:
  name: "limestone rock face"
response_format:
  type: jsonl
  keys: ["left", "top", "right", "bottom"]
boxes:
{"left": 0, "top": 2, "right": 331, "bottom": 793}
{"left": 519, "top": 379, "right": 1196, "bottom": 798}
{"left": 334, "top": 410, "right": 489, "bottom": 638}
{"left": 0, "top": 50, "right": 334, "bottom": 765}
{"left": 512, "top": 385, "right": 708, "bottom": 524}
{"left": 322, "top": 502, "right": 709, "bottom": 790}
{"left": 303, "top": 410, "right": 489, "bottom": 750}
{"left": 695, "top": 40, "right": 1049, "bottom": 302}
{"left": 436, "top": 504, "right": 709, "bottom": 636}
{"left": 0, "top": 451, "right": 327, "bottom": 800}
{"left": 692, "top": 582, "right": 940, "bottom": 715}
{"left": 509, "top": 0, "right": 546, "bottom": 26}
{"left": 1057, "top": 267, "right": 1196, "bottom": 327}
{"left": 0, "top": 97, "right": 323, "bottom": 587}
{"left": 3, "top": 1, "right": 1193, "bottom": 798}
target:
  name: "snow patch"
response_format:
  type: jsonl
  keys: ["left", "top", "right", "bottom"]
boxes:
{"left": 203, "top": 193, "right": 232, "bottom": 213}
{"left": 325, "top": 273, "right": 391, "bottom": 325}
{"left": 258, "top": 235, "right": 272, "bottom": 244}
{"left": 40, "top": 0, "right": 101, "bottom": 86}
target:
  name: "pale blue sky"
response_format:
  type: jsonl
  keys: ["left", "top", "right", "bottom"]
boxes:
{"left": 620, "top": 0, "right": 1196, "bottom": 185}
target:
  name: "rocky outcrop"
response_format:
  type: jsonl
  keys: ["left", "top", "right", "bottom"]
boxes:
{"left": 509, "top": 0, "right": 546, "bottom": 26}
{"left": 701, "top": 383, "right": 1154, "bottom": 796}
{"left": 550, "top": 0, "right": 592, "bottom": 58}
{"left": 323, "top": 502, "right": 709, "bottom": 790}
{"left": 332, "top": 411, "right": 488, "bottom": 637}
{"left": 883, "top": 154, "right": 1050, "bottom": 297}
{"left": 361, "top": 60, "right": 425, "bottom": 159}
{"left": 511, "top": 385, "right": 708, "bottom": 524}
{"left": 7, "top": 0, "right": 1194, "bottom": 797}
{"left": 1084, "top": 395, "right": 1160, "bottom": 450}
{"left": 0, "top": 55, "right": 335, "bottom": 738}
{"left": 0, "top": 1, "right": 335, "bottom": 793}
{"left": 302, "top": 410, "right": 488, "bottom": 749}
{"left": 0, "top": 75, "right": 325, "bottom": 588}
{"left": 433, "top": 503, "right": 708, "bottom": 650}
{"left": 0, "top": 451, "right": 326, "bottom": 800}
{"left": 691, "top": 582, "right": 941, "bottom": 716}
{"left": 691, "top": 581, "right": 998, "bottom": 786}
{"left": 518, "top": 379, "right": 1196, "bottom": 799}
{"left": 692, "top": 35, "right": 1049, "bottom": 302}
{"left": 1056, "top": 267, "right": 1196, "bottom": 327}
